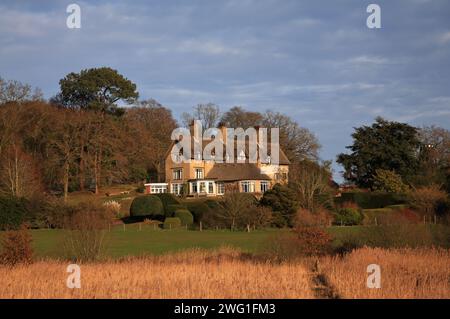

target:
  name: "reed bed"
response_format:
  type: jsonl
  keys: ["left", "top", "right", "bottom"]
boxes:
{"left": 0, "top": 247, "right": 314, "bottom": 299}
{"left": 318, "top": 247, "right": 450, "bottom": 299}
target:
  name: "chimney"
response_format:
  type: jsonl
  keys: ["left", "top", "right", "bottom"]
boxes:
{"left": 218, "top": 122, "right": 227, "bottom": 145}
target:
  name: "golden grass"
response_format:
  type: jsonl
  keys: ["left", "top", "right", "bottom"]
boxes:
{"left": 0, "top": 247, "right": 314, "bottom": 299}
{"left": 318, "top": 247, "right": 450, "bottom": 299}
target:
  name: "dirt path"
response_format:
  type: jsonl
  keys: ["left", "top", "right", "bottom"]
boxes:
{"left": 308, "top": 260, "right": 340, "bottom": 299}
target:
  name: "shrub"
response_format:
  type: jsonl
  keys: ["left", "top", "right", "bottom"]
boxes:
{"left": 129, "top": 195, "right": 164, "bottom": 220}
{"left": 408, "top": 185, "right": 448, "bottom": 216}
{"left": 185, "top": 201, "right": 211, "bottom": 223}
{"left": 174, "top": 209, "right": 194, "bottom": 226}
{"left": 0, "top": 224, "right": 33, "bottom": 266}
{"left": 260, "top": 184, "right": 299, "bottom": 227}
{"left": 336, "top": 192, "right": 407, "bottom": 209}
{"left": 166, "top": 204, "right": 187, "bottom": 217}
{"left": 0, "top": 196, "right": 28, "bottom": 230}
{"left": 334, "top": 207, "right": 363, "bottom": 226}
{"left": 201, "top": 200, "right": 228, "bottom": 228}
{"left": 373, "top": 169, "right": 410, "bottom": 193}
{"left": 155, "top": 193, "right": 181, "bottom": 215}
{"left": 63, "top": 203, "right": 110, "bottom": 262}
{"left": 103, "top": 200, "right": 122, "bottom": 218}
{"left": 163, "top": 217, "right": 182, "bottom": 229}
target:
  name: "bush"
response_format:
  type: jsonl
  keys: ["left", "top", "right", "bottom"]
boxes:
{"left": 166, "top": 204, "right": 187, "bottom": 217}
{"left": 174, "top": 209, "right": 194, "bottom": 226}
{"left": 260, "top": 184, "right": 299, "bottom": 227}
{"left": 130, "top": 195, "right": 164, "bottom": 220}
{"left": 408, "top": 185, "right": 448, "bottom": 216}
{"left": 334, "top": 207, "right": 363, "bottom": 226}
{"left": 335, "top": 192, "right": 407, "bottom": 209}
{"left": 373, "top": 169, "right": 410, "bottom": 193}
{"left": 185, "top": 201, "right": 212, "bottom": 223}
{"left": 63, "top": 203, "right": 110, "bottom": 261}
{"left": 0, "top": 224, "right": 33, "bottom": 266}
{"left": 363, "top": 208, "right": 420, "bottom": 225}
{"left": 155, "top": 193, "right": 181, "bottom": 215}
{"left": 163, "top": 217, "right": 182, "bottom": 229}
{"left": 0, "top": 196, "right": 28, "bottom": 230}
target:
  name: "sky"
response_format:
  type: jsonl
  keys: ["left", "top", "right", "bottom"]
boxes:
{"left": 1, "top": 0, "right": 449, "bottom": 181}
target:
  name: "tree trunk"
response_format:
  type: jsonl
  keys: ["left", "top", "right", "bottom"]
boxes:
{"left": 63, "top": 160, "right": 69, "bottom": 202}
{"left": 79, "top": 143, "right": 85, "bottom": 191}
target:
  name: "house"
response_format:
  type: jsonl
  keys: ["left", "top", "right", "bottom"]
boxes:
{"left": 144, "top": 123, "right": 290, "bottom": 197}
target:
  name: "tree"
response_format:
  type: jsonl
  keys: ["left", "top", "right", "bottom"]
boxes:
{"left": 337, "top": 117, "right": 421, "bottom": 189}
{"left": 263, "top": 111, "right": 320, "bottom": 162}
{"left": 0, "top": 77, "right": 43, "bottom": 105}
{"left": 124, "top": 100, "right": 177, "bottom": 182}
{"left": 220, "top": 106, "right": 264, "bottom": 129}
{"left": 372, "top": 169, "right": 410, "bottom": 193}
{"left": 288, "top": 160, "right": 333, "bottom": 213}
{"left": 56, "top": 67, "right": 138, "bottom": 114}
{"left": 260, "top": 183, "right": 299, "bottom": 227}
{"left": 0, "top": 144, "right": 42, "bottom": 198}
{"left": 182, "top": 103, "right": 220, "bottom": 129}
{"left": 408, "top": 185, "right": 448, "bottom": 216}
{"left": 415, "top": 126, "right": 450, "bottom": 187}
{"left": 219, "top": 184, "right": 256, "bottom": 230}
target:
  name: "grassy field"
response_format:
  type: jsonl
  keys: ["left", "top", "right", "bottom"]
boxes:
{"left": 29, "top": 226, "right": 282, "bottom": 259}
{"left": 24, "top": 224, "right": 450, "bottom": 259}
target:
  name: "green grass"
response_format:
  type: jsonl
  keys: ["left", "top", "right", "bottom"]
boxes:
{"left": 27, "top": 227, "right": 283, "bottom": 259}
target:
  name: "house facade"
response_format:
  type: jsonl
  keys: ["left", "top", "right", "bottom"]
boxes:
{"left": 145, "top": 124, "right": 290, "bottom": 197}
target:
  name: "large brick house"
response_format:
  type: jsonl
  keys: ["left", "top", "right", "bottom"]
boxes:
{"left": 145, "top": 123, "right": 290, "bottom": 197}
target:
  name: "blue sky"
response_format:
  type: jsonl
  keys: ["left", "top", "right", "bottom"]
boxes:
{"left": 1, "top": 0, "right": 449, "bottom": 181}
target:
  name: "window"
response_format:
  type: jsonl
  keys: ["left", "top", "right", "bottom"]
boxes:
{"left": 208, "top": 182, "right": 214, "bottom": 194}
{"left": 199, "top": 182, "right": 206, "bottom": 193}
{"left": 171, "top": 183, "right": 182, "bottom": 195}
{"left": 172, "top": 168, "right": 183, "bottom": 180}
{"left": 274, "top": 173, "right": 280, "bottom": 180}
{"left": 195, "top": 168, "right": 204, "bottom": 179}
{"left": 260, "top": 181, "right": 269, "bottom": 193}
{"left": 150, "top": 184, "right": 167, "bottom": 194}
{"left": 241, "top": 181, "right": 255, "bottom": 193}
{"left": 191, "top": 182, "right": 198, "bottom": 193}
{"left": 217, "top": 182, "right": 225, "bottom": 195}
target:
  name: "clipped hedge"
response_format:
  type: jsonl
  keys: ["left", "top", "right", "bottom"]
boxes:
{"left": 166, "top": 204, "right": 187, "bottom": 217}
{"left": 163, "top": 217, "right": 182, "bottom": 229}
{"left": 335, "top": 192, "right": 407, "bottom": 209}
{"left": 155, "top": 193, "right": 181, "bottom": 216}
{"left": 334, "top": 207, "right": 364, "bottom": 226}
{"left": 130, "top": 195, "right": 164, "bottom": 220}
{"left": 0, "top": 196, "right": 28, "bottom": 230}
{"left": 185, "top": 201, "right": 212, "bottom": 223}
{"left": 174, "top": 209, "right": 194, "bottom": 226}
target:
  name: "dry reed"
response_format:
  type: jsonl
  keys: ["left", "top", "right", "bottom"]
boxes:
{"left": 318, "top": 247, "right": 450, "bottom": 299}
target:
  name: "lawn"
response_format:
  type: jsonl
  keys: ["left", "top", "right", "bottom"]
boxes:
{"left": 29, "top": 226, "right": 283, "bottom": 259}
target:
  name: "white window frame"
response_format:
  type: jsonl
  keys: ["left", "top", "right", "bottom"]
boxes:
{"left": 260, "top": 181, "right": 269, "bottom": 193}
{"left": 241, "top": 181, "right": 255, "bottom": 193}
{"left": 195, "top": 168, "right": 204, "bottom": 179}
{"left": 217, "top": 182, "right": 225, "bottom": 195}
{"left": 172, "top": 168, "right": 183, "bottom": 180}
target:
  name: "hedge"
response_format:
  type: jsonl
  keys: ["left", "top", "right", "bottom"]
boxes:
{"left": 130, "top": 195, "right": 164, "bottom": 220}
{"left": 163, "top": 217, "right": 182, "bottom": 229}
{"left": 174, "top": 209, "right": 194, "bottom": 226}
{"left": 155, "top": 193, "right": 181, "bottom": 215}
{"left": 0, "top": 196, "right": 28, "bottom": 230}
{"left": 166, "top": 204, "right": 187, "bottom": 217}
{"left": 185, "top": 201, "right": 212, "bottom": 222}
{"left": 334, "top": 207, "right": 364, "bottom": 226}
{"left": 335, "top": 192, "right": 407, "bottom": 209}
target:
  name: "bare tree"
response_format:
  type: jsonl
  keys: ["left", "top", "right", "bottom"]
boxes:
{"left": 0, "top": 77, "right": 43, "bottom": 104}
{"left": 218, "top": 183, "right": 255, "bottom": 230}
{"left": 182, "top": 103, "right": 220, "bottom": 129}
{"left": 289, "top": 161, "right": 332, "bottom": 213}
